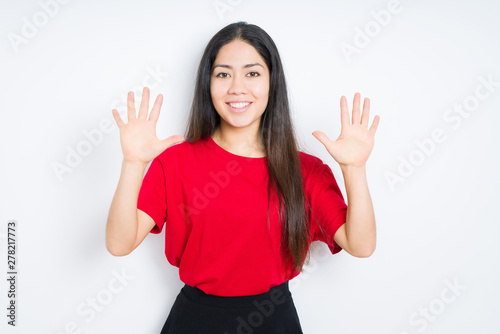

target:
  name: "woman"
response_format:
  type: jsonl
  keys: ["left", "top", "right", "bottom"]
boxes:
{"left": 106, "top": 21, "right": 379, "bottom": 333}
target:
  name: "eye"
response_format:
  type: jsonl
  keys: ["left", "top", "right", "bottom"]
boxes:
{"left": 247, "top": 72, "right": 260, "bottom": 77}
{"left": 215, "top": 72, "right": 229, "bottom": 78}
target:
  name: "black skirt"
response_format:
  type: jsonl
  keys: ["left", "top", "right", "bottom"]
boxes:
{"left": 160, "top": 280, "right": 304, "bottom": 334}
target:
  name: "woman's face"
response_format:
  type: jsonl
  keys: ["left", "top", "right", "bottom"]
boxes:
{"left": 210, "top": 39, "right": 270, "bottom": 134}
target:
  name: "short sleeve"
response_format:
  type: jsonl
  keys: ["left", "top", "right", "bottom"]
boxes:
{"left": 137, "top": 157, "right": 167, "bottom": 234}
{"left": 308, "top": 162, "right": 348, "bottom": 255}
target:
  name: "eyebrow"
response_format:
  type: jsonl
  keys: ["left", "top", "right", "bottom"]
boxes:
{"left": 212, "top": 63, "right": 264, "bottom": 71}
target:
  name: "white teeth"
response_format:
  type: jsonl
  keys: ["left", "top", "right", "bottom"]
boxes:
{"left": 229, "top": 102, "right": 250, "bottom": 109}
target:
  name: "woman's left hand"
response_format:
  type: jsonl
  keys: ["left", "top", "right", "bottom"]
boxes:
{"left": 312, "top": 92, "right": 380, "bottom": 168}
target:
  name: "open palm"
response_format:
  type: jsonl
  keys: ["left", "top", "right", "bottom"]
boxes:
{"left": 312, "top": 93, "right": 380, "bottom": 168}
{"left": 112, "top": 87, "right": 185, "bottom": 165}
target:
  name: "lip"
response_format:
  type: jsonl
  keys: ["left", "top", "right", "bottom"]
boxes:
{"left": 226, "top": 102, "right": 252, "bottom": 113}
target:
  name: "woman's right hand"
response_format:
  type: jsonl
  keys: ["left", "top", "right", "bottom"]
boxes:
{"left": 111, "top": 87, "right": 185, "bottom": 166}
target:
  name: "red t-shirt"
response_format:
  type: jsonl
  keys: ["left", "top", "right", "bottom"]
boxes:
{"left": 137, "top": 135, "right": 347, "bottom": 297}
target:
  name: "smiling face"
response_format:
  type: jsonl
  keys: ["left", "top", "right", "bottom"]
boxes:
{"left": 210, "top": 39, "right": 270, "bottom": 135}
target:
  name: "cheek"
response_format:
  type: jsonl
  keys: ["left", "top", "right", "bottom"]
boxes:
{"left": 210, "top": 82, "right": 226, "bottom": 102}
{"left": 252, "top": 82, "right": 270, "bottom": 102}
{"left": 209, "top": 83, "right": 219, "bottom": 103}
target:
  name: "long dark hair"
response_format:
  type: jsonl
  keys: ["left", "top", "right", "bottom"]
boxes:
{"left": 184, "top": 21, "right": 313, "bottom": 273}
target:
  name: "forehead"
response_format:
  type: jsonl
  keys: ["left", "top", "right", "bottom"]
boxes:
{"left": 214, "top": 40, "right": 267, "bottom": 67}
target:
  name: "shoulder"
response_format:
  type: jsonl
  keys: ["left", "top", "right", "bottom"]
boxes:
{"left": 298, "top": 150, "right": 341, "bottom": 187}
{"left": 299, "top": 151, "right": 324, "bottom": 166}
{"left": 298, "top": 151, "right": 328, "bottom": 175}
{"left": 155, "top": 138, "right": 207, "bottom": 164}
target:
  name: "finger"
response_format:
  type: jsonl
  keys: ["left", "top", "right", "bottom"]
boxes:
{"left": 112, "top": 109, "right": 125, "bottom": 127}
{"left": 369, "top": 115, "right": 380, "bottom": 136}
{"left": 352, "top": 92, "right": 361, "bottom": 124}
{"left": 312, "top": 130, "right": 332, "bottom": 147}
{"left": 160, "top": 135, "right": 186, "bottom": 150}
{"left": 127, "top": 91, "right": 136, "bottom": 121}
{"left": 148, "top": 93, "right": 163, "bottom": 124}
{"left": 340, "top": 96, "right": 349, "bottom": 129}
{"left": 138, "top": 87, "right": 150, "bottom": 120}
{"left": 361, "top": 97, "right": 370, "bottom": 128}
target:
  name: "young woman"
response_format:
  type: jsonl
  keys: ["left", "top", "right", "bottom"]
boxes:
{"left": 106, "top": 22, "right": 379, "bottom": 334}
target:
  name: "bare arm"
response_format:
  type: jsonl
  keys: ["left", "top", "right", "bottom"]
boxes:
{"left": 333, "top": 164, "right": 376, "bottom": 258}
{"left": 106, "top": 160, "right": 154, "bottom": 256}
{"left": 313, "top": 93, "right": 380, "bottom": 258}
{"left": 105, "top": 87, "right": 184, "bottom": 256}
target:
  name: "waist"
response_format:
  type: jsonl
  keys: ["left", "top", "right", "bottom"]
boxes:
{"left": 180, "top": 280, "right": 292, "bottom": 309}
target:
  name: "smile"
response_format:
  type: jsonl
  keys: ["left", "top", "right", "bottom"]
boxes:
{"left": 226, "top": 102, "right": 252, "bottom": 113}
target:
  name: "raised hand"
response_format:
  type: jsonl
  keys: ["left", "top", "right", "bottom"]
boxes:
{"left": 312, "top": 92, "right": 380, "bottom": 168}
{"left": 111, "top": 87, "right": 185, "bottom": 165}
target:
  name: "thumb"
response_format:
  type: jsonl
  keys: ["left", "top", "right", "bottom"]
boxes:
{"left": 312, "top": 131, "right": 331, "bottom": 148}
{"left": 160, "top": 135, "right": 185, "bottom": 150}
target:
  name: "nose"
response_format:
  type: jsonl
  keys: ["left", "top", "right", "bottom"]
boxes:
{"left": 228, "top": 74, "right": 247, "bottom": 95}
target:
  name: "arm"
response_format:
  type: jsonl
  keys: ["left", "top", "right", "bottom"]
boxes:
{"left": 333, "top": 164, "right": 376, "bottom": 257}
{"left": 313, "top": 92, "right": 380, "bottom": 258}
{"left": 105, "top": 87, "right": 184, "bottom": 256}
{"left": 105, "top": 160, "right": 155, "bottom": 256}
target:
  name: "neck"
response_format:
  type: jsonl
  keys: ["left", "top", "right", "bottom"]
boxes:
{"left": 212, "top": 123, "right": 266, "bottom": 158}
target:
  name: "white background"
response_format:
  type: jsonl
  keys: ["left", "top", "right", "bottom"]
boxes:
{"left": 1, "top": 0, "right": 499, "bottom": 333}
